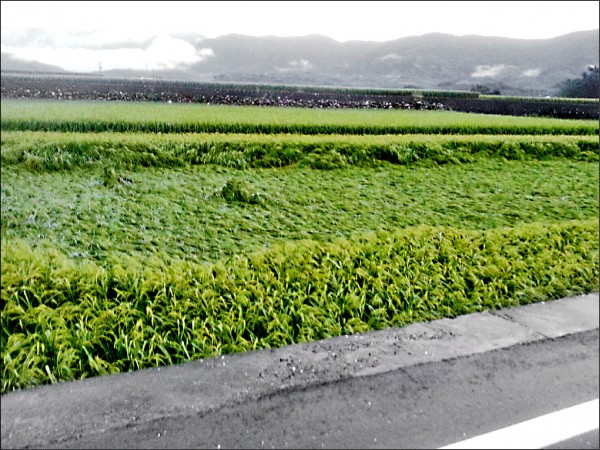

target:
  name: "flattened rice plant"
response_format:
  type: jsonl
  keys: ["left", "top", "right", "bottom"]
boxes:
{"left": 2, "top": 220, "right": 598, "bottom": 392}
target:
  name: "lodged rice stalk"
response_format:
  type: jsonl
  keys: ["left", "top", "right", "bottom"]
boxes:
{"left": 2, "top": 220, "right": 598, "bottom": 392}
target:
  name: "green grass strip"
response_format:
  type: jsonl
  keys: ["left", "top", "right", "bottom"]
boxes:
{"left": 2, "top": 100, "right": 597, "bottom": 135}
{"left": 2, "top": 131, "right": 597, "bottom": 171}
{"left": 2, "top": 220, "right": 598, "bottom": 392}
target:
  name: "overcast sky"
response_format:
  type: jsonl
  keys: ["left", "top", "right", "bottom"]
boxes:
{"left": 1, "top": 1, "right": 598, "bottom": 72}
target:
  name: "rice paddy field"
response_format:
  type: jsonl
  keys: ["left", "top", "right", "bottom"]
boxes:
{"left": 1, "top": 98, "right": 598, "bottom": 393}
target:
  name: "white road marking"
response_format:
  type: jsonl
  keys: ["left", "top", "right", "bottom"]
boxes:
{"left": 439, "top": 398, "right": 599, "bottom": 449}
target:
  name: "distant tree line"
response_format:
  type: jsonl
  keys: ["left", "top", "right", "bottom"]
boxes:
{"left": 558, "top": 65, "right": 599, "bottom": 98}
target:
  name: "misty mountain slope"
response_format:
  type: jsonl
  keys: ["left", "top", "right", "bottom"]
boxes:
{"left": 187, "top": 30, "right": 598, "bottom": 94}
{"left": 1, "top": 52, "right": 66, "bottom": 73}
{"left": 2, "top": 30, "right": 597, "bottom": 96}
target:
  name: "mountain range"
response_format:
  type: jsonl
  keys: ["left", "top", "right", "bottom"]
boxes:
{"left": 2, "top": 30, "right": 598, "bottom": 96}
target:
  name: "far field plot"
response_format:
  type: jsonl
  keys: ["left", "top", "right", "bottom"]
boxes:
{"left": 1, "top": 99, "right": 598, "bottom": 393}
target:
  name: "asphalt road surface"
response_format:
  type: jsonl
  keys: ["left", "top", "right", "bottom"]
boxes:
{"left": 1, "top": 293, "right": 598, "bottom": 449}
{"left": 545, "top": 429, "right": 599, "bottom": 449}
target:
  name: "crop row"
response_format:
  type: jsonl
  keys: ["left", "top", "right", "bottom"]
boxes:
{"left": 2, "top": 131, "right": 597, "bottom": 172}
{"left": 3, "top": 76, "right": 598, "bottom": 119}
{"left": 6, "top": 120, "right": 598, "bottom": 136}
{"left": 1, "top": 73, "right": 481, "bottom": 98}
{"left": 2, "top": 220, "right": 598, "bottom": 392}
{"left": 2, "top": 100, "right": 597, "bottom": 136}
{"left": 478, "top": 94, "right": 599, "bottom": 104}
{"left": 3, "top": 118, "right": 596, "bottom": 137}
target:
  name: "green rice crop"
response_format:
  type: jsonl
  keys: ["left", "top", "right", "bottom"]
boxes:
{"left": 2, "top": 160, "right": 597, "bottom": 264}
{"left": 2, "top": 97, "right": 598, "bottom": 393}
{"left": 2, "top": 219, "right": 598, "bottom": 392}
{"left": 2, "top": 131, "right": 597, "bottom": 172}
{"left": 2, "top": 99, "right": 597, "bottom": 135}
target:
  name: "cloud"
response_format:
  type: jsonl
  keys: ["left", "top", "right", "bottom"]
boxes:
{"left": 276, "top": 59, "right": 313, "bottom": 73}
{"left": 0, "top": 27, "right": 57, "bottom": 47}
{"left": 0, "top": 27, "right": 156, "bottom": 51}
{"left": 521, "top": 68, "right": 541, "bottom": 77}
{"left": 471, "top": 64, "right": 505, "bottom": 78}
{"left": 145, "top": 36, "right": 212, "bottom": 69}
{"left": 1, "top": 35, "right": 213, "bottom": 72}
{"left": 378, "top": 53, "right": 402, "bottom": 61}
{"left": 289, "top": 59, "right": 312, "bottom": 69}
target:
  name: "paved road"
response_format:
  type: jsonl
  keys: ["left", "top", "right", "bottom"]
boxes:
{"left": 1, "top": 293, "right": 598, "bottom": 449}
{"left": 545, "top": 429, "right": 599, "bottom": 449}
